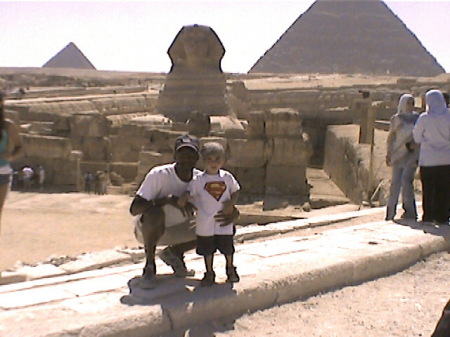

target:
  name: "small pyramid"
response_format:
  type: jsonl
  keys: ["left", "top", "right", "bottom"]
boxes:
{"left": 43, "top": 42, "right": 96, "bottom": 70}
{"left": 249, "top": 0, "right": 444, "bottom": 76}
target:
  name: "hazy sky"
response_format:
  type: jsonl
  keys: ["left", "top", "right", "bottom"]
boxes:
{"left": 1, "top": 0, "right": 449, "bottom": 73}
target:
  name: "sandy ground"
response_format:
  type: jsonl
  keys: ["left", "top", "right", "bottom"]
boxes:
{"left": 175, "top": 251, "right": 450, "bottom": 337}
{"left": 0, "top": 191, "right": 137, "bottom": 271}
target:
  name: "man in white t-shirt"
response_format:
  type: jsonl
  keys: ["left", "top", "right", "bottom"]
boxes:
{"left": 130, "top": 135, "right": 238, "bottom": 289}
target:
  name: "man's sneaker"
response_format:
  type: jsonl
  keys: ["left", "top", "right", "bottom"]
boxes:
{"left": 159, "top": 247, "right": 195, "bottom": 277}
{"left": 200, "top": 271, "right": 216, "bottom": 287}
{"left": 226, "top": 266, "right": 240, "bottom": 283}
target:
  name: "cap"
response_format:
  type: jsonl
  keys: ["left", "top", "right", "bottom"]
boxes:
{"left": 174, "top": 134, "right": 200, "bottom": 153}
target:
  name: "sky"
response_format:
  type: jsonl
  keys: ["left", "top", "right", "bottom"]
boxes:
{"left": 0, "top": 0, "right": 449, "bottom": 74}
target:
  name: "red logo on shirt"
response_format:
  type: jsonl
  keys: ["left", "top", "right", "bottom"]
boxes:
{"left": 204, "top": 181, "right": 226, "bottom": 201}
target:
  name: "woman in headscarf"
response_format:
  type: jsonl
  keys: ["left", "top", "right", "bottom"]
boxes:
{"left": 0, "top": 91, "right": 23, "bottom": 233}
{"left": 413, "top": 89, "right": 450, "bottom": 226}
{"left": 385, "top": 94, "right": 419, "bottom": 221}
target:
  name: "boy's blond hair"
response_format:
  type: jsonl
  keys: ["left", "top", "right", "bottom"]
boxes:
{"left": 201, "top": 142, "right": 225, "bottom": 159}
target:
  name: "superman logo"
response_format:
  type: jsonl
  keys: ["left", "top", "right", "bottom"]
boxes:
{"left": 204, "top": 181, "right": 227, "bottom": 201}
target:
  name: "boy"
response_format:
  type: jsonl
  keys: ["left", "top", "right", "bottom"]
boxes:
{"left": 178, "top": 142, "right": 240, "bottom": 286}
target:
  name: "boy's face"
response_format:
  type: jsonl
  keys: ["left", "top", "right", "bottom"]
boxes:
{"left": 204, "top": 154, "right": 225, "bottom": 174}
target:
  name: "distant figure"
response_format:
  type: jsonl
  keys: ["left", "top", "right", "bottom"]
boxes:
{"left": 385, "top": 94, "right": 419, "bottom": 221}
{"left": 100, "top": 170, "right": 108, "bottom": 195}
{"left": 22, "top": 166, "right": 34, "bottom": 191}
{"left": 0, "top": 91, "right": 23, "bottom": 233}
{"left": 84, "top": 171, "right": 93, "bottom": 194}
{"left": 413, "top": 90, "right": 450, "bottom": 226}
{"left": 37, "top": 165, "right": 45, "bottom": 191}
{"left": 178, "top": 142, "right": 241, "bottom": 286}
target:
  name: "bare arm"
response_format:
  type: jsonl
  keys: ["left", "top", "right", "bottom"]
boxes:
{"left": 222, "top": 191, "right": 239, "bottom": 215}
{"left": 129, "top": 194, "right": 177, "bottom": 216}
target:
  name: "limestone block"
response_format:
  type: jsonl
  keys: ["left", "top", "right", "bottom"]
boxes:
{"left": 118, "top": 123, "right": 150, "bottom": 137}
{"left": 227, "top": 138, "right": 267, "bottom": 168}
{"left": 51, "top": 158, "right": 78, "bottom": 185}
{"left": 4, "top": 109, "right": 20, "bottom": 125}
{"left": 77, "top": 137, "right": 110, "bottom": 161}
{"left": 108, "top": 136, "right": 140, "bottom": 163}
{"left": 234, "top": 167, "right": 265, "bottom": 195}
{"left": 91, "top": 96, "right": 151, "bottom": 115}
{"left": 109, "top": 162, "right": 138, "bottom": 182}
{"left": 136, "top": 151, "right": 174, "bottom": 184}
{"left": 29, "top": 121, "right": 54, "bottom": 135}
{"left": 70, "top": 112, "right": 108, "bottom": 137}
{"left": 147, "top": 129, "right": 186, "bottom": 153}
{"left": 265, "top": 164, "right": 307, "bottom": 196}
{"left": 267, "top": 135, "right": 313, "bottom": 166}
{"left": 53, "top": 116, "right": 71, "bottom": 136}
{"left": 247, "top": 111, "right": 265, "bottom": 138}
{"left": 14, "top": 264, "right": 66, "bottom": 280}
{"left": 210, "top": 116, "right": 244, "bottom": 134}
{"left": 265, "top": 108, "right": 303, "bottom": 137}
{"left": 22, "top": 134, "right": 72, "bottom": 159}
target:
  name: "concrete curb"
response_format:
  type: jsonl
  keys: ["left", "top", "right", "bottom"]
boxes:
{"left": 1, "top": 218, "right": 449, "bottom": 337}
{"left": 55, "top": 224, "right": 450, "bottom": 337}
{"left": 2, "top": 206, "right": 380, "bottom": 285}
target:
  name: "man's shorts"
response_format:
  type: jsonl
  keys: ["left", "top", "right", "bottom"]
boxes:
{"left": 196, "top": 235, "right": 235, "bottom": 256}
{"left": 133, "top": 204, "right": 196, "bottom": 246}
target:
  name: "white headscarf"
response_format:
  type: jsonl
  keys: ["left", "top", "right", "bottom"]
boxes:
{"left": 397, "top": 94, "right": 414, "bottom": 115}
{"left": 426, "top": 90, "right": 447, "bottom": 115}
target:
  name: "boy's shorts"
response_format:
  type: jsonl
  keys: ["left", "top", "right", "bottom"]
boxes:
{"left": 196, "top": 235, "right": 235, "bottom": 256}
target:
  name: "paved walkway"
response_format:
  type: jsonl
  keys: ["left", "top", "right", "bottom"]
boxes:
{"left": 0, "top": 206, "right": 449, "bottom": 337}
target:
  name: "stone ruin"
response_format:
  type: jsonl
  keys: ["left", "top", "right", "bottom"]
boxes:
{"left": 2, "top": 22, "right": 450, "bottom": 209}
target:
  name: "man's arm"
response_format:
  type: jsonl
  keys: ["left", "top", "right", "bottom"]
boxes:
{"left": 129, "top": 194, "right": 178, "bottom": 216}
{"left": 216, "top": 205, "right": 240, "bottom": 227}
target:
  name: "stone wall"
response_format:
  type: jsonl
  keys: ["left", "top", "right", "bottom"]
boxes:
{"left": 323, "top": 125, "right": 391, "bottom": 205}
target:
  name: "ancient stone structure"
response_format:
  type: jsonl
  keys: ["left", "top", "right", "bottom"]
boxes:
{"left": 3, "top": 66, "right": 450, "bottom": 207}
{"left": 43, "top": 42, "right": 96, "bottom": 70}
{"left": 156, "top": 24, "right": 231, "bottom": 122}
{"left": 250, "top": 0, "right": 445, "bottom": 76}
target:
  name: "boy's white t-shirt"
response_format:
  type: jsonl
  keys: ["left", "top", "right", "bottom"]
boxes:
{"left": 188, "top": 169, "right": 240, "bottom": 236}
{"left": 137, "top": 163, "right": 201, "bottom": 201}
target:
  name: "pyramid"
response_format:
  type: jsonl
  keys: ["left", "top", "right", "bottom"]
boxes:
{"left": 249, "top": 0, "right": 444, "bottom": 76}
{"left": 43, "top": 42, "right": 96, "bottom": 70}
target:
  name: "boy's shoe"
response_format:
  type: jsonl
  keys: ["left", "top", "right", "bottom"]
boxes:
{"left": 139, "top": 272, "right": 157, "bottom": 289}
{"left": 226, "top": 266, "right": 240, "bottom": 283}
{"left": 159, "top": 247, "right": 195, "bottom": 277}
{"left": 434, "top": 221, "right": 449, "bottom": 227}
{"left": 401, "top": 212, "right": 417, "bottom": 221}
{"left": 200, "top": 271, "right": 216, "bottom": 287}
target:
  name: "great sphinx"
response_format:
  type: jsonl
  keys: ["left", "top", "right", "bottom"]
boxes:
{"left": 157, "top": 24, "right": 231, "bottom": 122}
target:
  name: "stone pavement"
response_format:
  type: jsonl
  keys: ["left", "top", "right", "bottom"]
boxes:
{"left": 0, "top": 206, "right": 449, "bottom": 337}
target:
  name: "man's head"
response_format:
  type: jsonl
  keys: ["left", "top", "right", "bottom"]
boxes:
{"left": 174, "top": 135, "right": 200, "bottom": 171}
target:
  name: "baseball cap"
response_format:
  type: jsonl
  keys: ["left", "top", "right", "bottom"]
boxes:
{"left": 174, "top": 134, "right": 200, "bottom": 153}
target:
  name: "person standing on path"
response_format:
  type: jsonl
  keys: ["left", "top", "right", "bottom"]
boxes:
{"left": 413, "top": 90, "right": 450, "bottom": 226}
{"left": 129, "top": 135, "right": 239, "bottom": 289}
{"left": 385, "top": 94, "right": 419, "bottom": 221}
{"left": 0, "top": 91, "right": 23, "bottom": 233}
{"left": 178, "top": 142, "right": 241, "bottom": 286}
{"left": 37, "top": 165, "right": 45, "bottom": 191}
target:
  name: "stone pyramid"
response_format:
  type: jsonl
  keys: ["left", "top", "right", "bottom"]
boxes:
{"left": 249, "top": 0, "right": 444, "bottom": 76}
{"left": 43, "top": 42, "right": 96, "bottom": 70}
